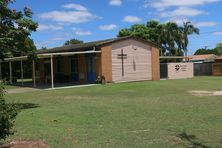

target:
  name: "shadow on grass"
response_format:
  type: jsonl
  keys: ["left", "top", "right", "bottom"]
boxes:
{"left": 177, "top": 130, "right": 210, "bottom": 148}
{"left": 12, "top": 103, "right": 40, "bottom": 110}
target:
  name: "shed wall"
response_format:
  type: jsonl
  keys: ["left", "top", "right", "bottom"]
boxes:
{"left": 111, "top": 39, "right": 152, "bottom": 82}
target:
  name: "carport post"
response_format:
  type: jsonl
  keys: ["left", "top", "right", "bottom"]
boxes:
{"left": 50, "top": 55, "right": 54, "bottom": 88}
{"left": 9, "top": 61, "right": 12, "bottom": 84}
{"left": 32, "top": 60, "right": 36, "bottom": 87}
{"left": 21, "top": 60, "right": 24, "bottom": 85}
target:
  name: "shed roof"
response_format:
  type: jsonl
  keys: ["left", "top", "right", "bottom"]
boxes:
{"left": 188, "top": 54, "right": 217, "bottom": 61}
{"left": 216, "top": 55, "right": 222, "bottom": 61}
{"left": 37, "top": 36, "right": 159, "bottom": 54}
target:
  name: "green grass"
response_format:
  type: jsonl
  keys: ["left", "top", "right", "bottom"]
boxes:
{"left": 2, "top": 84, "right": 17, "bottom": 90}
{"left": 4, "top": 77, "right": 222, "bottom": 147}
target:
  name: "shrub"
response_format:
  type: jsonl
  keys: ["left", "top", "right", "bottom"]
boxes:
{"left": 0, "top": 85, "right": 17, "bottom": 140}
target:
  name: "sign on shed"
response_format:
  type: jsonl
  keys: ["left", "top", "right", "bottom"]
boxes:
{"left": 167, "top": 63, "right": 194, "bottom": 79}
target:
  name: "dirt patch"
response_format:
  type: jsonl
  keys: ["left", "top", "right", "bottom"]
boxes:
{"left": 190, "top": 90, "right": 222, "bottom": 96}
{"left": 167, "top": 135, "right": 183, "bottom": 146}
{"left": 0, "top": 140, "right": 49, "bottom": 148}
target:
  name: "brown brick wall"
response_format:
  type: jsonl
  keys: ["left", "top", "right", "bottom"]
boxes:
{"left": 78, "top": 54, "right": 86, "bottom": 84}
{"left": 151, "top": 47, "right": 160, "bottom": 80}
{"left": 101, "top": 46, "right": 112, "bottom": 82}
{"left": 96, "top": 54, "right": 102, "bottom": 77}
{"left": 63, "top": 56, "right": 70, "bottom": 76}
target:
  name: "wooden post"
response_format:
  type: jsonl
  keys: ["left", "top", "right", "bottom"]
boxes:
{"left": 33, "top": 60, "right": 36, "bottom": 87}
{"left": 0, "top": 62, "right": 2, "bottom": 80}
{"left": 9, "top": 61, "right": 12, "bottom": 84}
{"left": 51, "top": 55, "right": 54, "bottom": 88}
{"left": 21, "top": 60, "right": 24, "bottom": 85}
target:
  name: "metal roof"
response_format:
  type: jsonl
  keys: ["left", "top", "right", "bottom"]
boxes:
{"left": 36, "top": 36, "right": 159, "bottom": 54}
{"left": 1, "top": 36, "right": 159, "bottom": 62}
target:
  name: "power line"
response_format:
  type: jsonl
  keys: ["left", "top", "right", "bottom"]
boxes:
{"left": 200, "top": 30, "right": 222, "bottom": 34}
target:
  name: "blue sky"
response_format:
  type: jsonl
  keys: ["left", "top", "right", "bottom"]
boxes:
{"left": 12, "top": 0, "right": 222, "bottom": 55}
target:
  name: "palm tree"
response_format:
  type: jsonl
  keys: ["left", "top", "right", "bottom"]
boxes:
{"left": 159, "top": 22, "right": 181, "bottom": 56}
{"left": 179, "top": 21, "right": 199, "bottom": 56}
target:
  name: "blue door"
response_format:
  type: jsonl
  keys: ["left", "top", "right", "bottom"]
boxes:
{"left": 86, "top": 54, "right": 96, "bottom": 83}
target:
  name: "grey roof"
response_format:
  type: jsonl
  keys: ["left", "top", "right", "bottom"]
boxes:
{"left": 36, "top": 36, "right": 158, "bottom": 54}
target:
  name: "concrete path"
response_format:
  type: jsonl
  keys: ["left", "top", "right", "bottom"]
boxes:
{"left": 6, "top": 87, "right": 40, "bottom": 94}
{"left": 6, "top": 84, "right": 98, "bottom": 94}
{"left": 190, "top": 90, "right": 222, "bottom": 96}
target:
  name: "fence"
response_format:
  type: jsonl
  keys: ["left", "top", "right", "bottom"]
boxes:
{"left": 160, "top": 63, "right": 194, "bottom": 79}
{"left": 160, "top": 63, "right": 168, "bottom": 79}
{"left": 194, "top": 63, "right": 213, "bottom": 76}
{"left": 167, "top": 63, "right": 194, "bottom": 79}
{"left": 212, "top": 63, "right": 222, "bottom": 76}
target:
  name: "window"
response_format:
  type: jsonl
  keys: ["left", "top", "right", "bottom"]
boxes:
{"left": 56, "top": 58, "right": 63, "bottom": 73}
{"left": 70, "top": 57, "right": 78, "bottom": 73}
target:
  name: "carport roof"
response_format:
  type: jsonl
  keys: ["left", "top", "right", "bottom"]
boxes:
{"left": 36, "top": 36, "right": 159, "bottom": 54}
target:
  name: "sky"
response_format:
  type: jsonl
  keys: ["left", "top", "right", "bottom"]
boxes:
{"left": 11, "top": 0, "right": 222, "bottom": 55}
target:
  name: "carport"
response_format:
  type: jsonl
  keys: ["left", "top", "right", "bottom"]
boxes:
{"left": 0, "top": 50, "right": 101, "bottom": 89}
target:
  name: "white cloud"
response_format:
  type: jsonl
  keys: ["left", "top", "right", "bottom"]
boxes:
{"left": 167, "top": 19, "right": 218, "bottom": 27}
{"left": 109, "top": 0, "right": 122, "bottom": 6}
{"left": 123, "top": 16, "right": 142, "bottom": 23}
{"left": 212, "top": 31, "right": 222, "bottom": 35}
{"left": 35, "top": 41, "right": 54, "bottom": 49}
{"left": 159, "top": 7, "right": 206, "bottom": 18}
{"left": 39, "top": 4, "right": 100, "bottom": 24}
{"left": 144, "top": 0, "right": 221, "bottom": 21}
{"left": 50, "top": 38, "right": 67, "bottom": 41}
{"left": 167, "top": 18, "right": 190, "bottom": 25}
{"left": 37, "top": 24, "right": 63, "bottom": 31}
{"left": 145, "top": 0, "right": 221, "bottom": 10}
{"left": 72, "top": 28, "right": 92, "bottom": 36}
{"left": 75, "top": 30, "right": 92, "bottom": 36}
{"left": 62, "top": 3, "right": 88, "bottom": 11}
{"left": 195, "top": 21, "right": 218, "bottom": 27}
{"left": 99, "top": 24, "right": 117, "bottom": 31}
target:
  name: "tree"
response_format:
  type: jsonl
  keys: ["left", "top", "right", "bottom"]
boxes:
{"left": 0, "top": 0, "right": 37, "bottom": 140}
{"left": 159, "top": 22, "right": 183, "bottom": 56}
{"left": 118, "top": 20, "right": 186, "bottom": 56}
{"left": 0, "top": 84, "right": 17, "bottom": 140}
{"left": 118, "top": 20, "right": 161, "bottom": 44}
{"left": 0, "top": 0, "right": 38, "bottom": 59}
{"left": 194, "top": 43, "right": 222, "bottom": 56}
{"left": 179, "top": 21, "right": 199, "bottom": 56}
{"left": 64, "top": 39, "right": 83, "bottom": 46}
{"left": 146, "top": 20, "right": 162, "bottom": 44}
{"left": 194, "top": 48, "right": 212, "bottom": 55}
{"left": 214, "top": 43, "right": 222, "bottom": 55}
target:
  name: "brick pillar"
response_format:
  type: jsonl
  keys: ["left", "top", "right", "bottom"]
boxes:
{"left": 101, "top": 46, "right": 112, "bottom": 82}
{"left": 151, "top": 47, "right": 160, "bottom": 81}
{"left": 96, "top": 54, "right": 102, "bottom": 77}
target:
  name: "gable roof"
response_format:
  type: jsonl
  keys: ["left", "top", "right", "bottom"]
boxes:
{"left": 188, "top": 54, "right": 217, "bottom": 61}
{"left": 37, "top": 36, "right": 159, "bottom": 54}
{"left": 216, "top": 55, "right": 222, "bottom": 61}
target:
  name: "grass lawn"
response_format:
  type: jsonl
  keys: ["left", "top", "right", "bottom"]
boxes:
{"left": 4, "top": 77, "right": 222, "bottom": 147}
{"left": 2, "top": 84, "right": 17, "bottom": 90}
